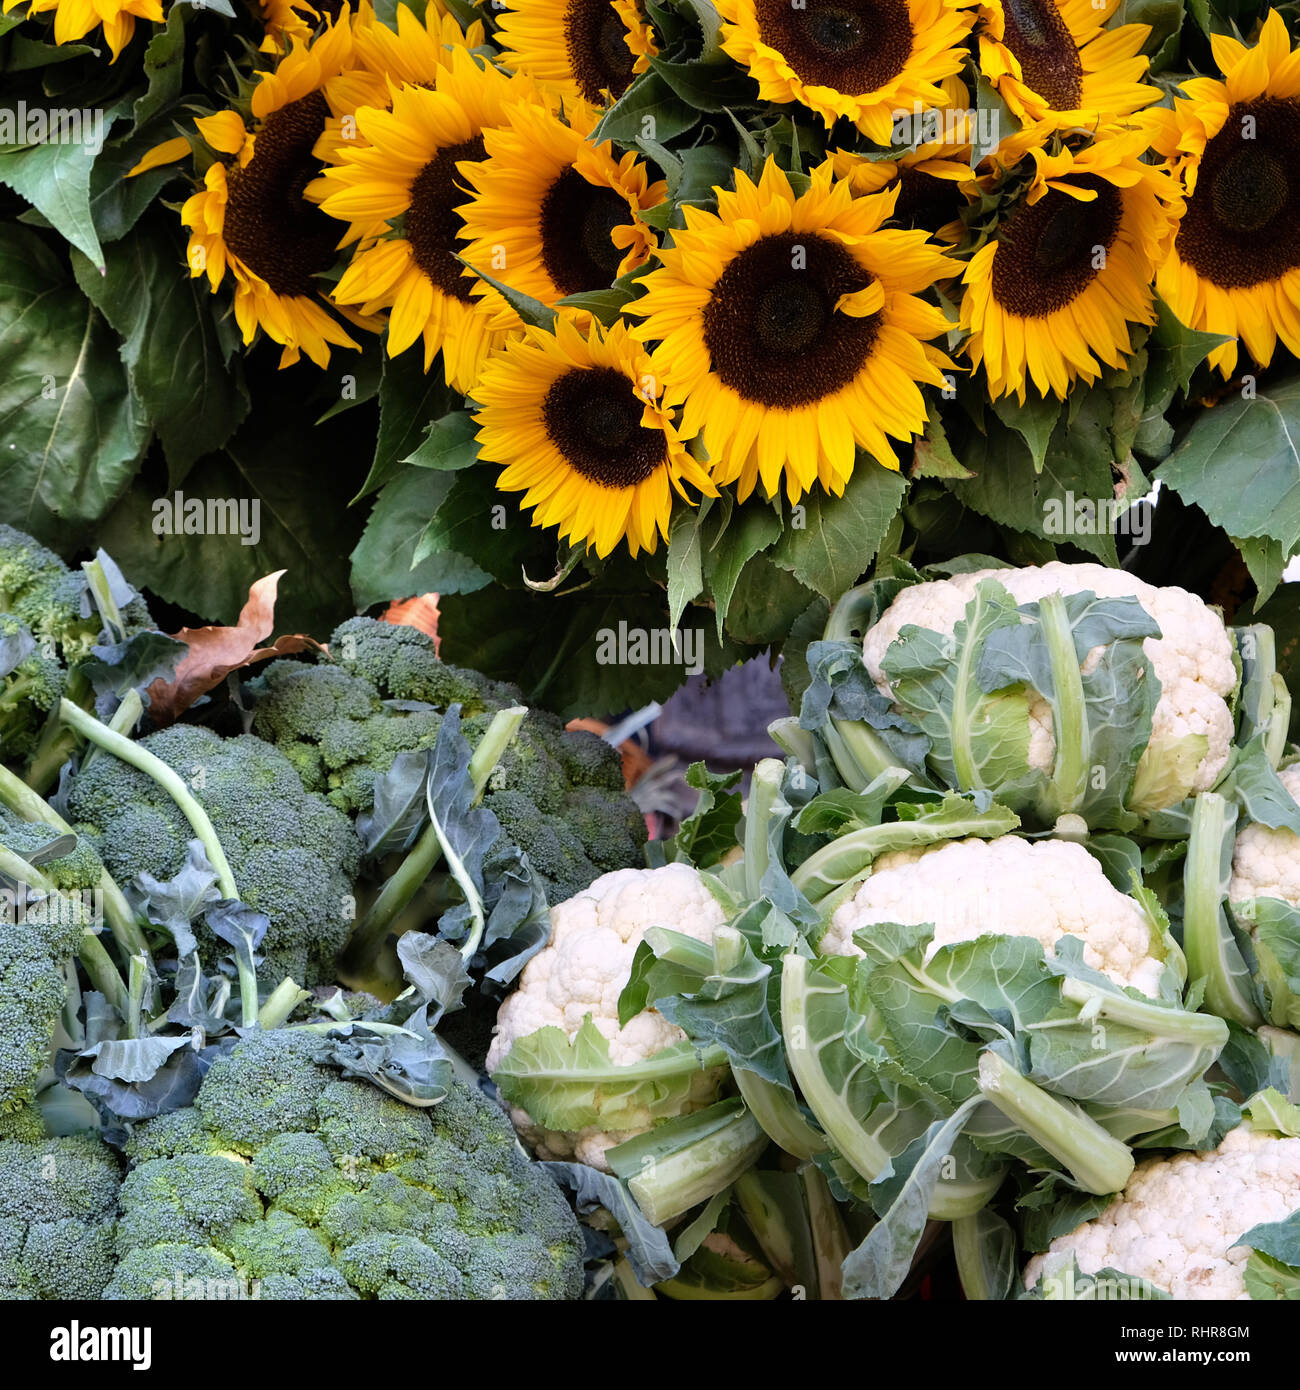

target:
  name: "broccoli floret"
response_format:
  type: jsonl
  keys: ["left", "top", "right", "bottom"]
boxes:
{"left": 65, "top": 724, "right": 361, "bottom": 986}
{"left": 0, "top": 614, "right": 66, "bottom": 764}
{"left": 246, "top": 621, "right": 647, "bottom": 901}
{"left": 0, "top": 871, "right": 85, "bottom": 1118}
{"left": 108, "top": 1029, "right": 585, "bottom": 1300}
{"left": 0, "top": 527, "right": 102, "bottom": 667}
{"left": 0, "top": 1133, "right": 121, "bottom": 1299}
{"left": 330, "top": 617, "right": 515, "bottom": 713}
{"left": 0, "top": 810, "right": 103, "bottom": 893}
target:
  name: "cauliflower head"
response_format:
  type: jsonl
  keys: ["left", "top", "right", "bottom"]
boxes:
{"left": 863, "top": 562, "right": 1236, "bottom": 800}
{"left": 821, "top": 836, "right": 1166, "bottom": 996}
{"left": 1024, "top": 1125, "right": 1300, "bottom": 1299}
{"left": 487, "top": 863, "right": 729, "bottom": 1170}
{"left": 1231, "top": 762, "right": 1300, "bottom": 907}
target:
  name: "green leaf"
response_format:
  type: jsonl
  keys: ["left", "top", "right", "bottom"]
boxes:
{"left": 132, "top": 7, "right": 187, "bottom": 132}
{"left": 405, "top": 410, "right": 479, "bottom": 470}
{"left": 1235, "top": 535, "right": 1288, "bottom": 607}
{"left": 702, "top": 499, "right": 782, "bottom": 639}
{"left": 724, "top": 555, "right": 816, "bottom": 646}
{"left": 458, "top": 257, "right": 556, "bottom": 330}
{"left": 0, "top": 103, "right": 119, "bottom": 268}
{"left": 590, "top": 72, "right": 700, "bottom": 146}
{"left": 668, "top": 762, "right": 743, "bottom": 868}
{"left": 491, "top": 1013, "right": 726, "bottom": 1132}
{"left": 96, "top": 383, "right": 372, "bottom": 634}
{"left": 1244, "top": 1249, "right": 1300, "bottom": 1299}
{"left": 769, "top": 460, "right": 907, "bottom": 600}
{"left": 357, "top": 347, "right": 453, "bottom": 500}
{"left": 1158, "top": 376, "right": 1300, "bottom": 557}
{"left": 667, "top": 501, "right": 709, "bottom": 631}
{"left": 70, "top": 213, "right": 249, "bottom": 484}
{"left": 410, "top": 465, "right": 546, "bottom": 585}
{"left": 350, "top": 467, "right": 490, "bottom": 609}
{"left": 951, "top": 386, "right": 1120, "bottom": 563}
{"left": 0, "top": 224, "right": 148, "bottom": 542}
{"left": 991, "top": 391, "right": 1060, "bottom": 473}
{"left": 912, "top": 416, "right": 973, "bottom": 479}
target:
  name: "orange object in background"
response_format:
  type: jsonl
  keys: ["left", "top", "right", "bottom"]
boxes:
{"left": 383, "top": 593, "right": 441, "bottom": 652}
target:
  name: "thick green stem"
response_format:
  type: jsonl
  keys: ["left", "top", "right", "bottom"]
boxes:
{"left": 1266, "top": 676, "right": 1291, "bottom": 770}
{"left": 126, "top": 955, "right": 148, "bottom": 1039}
{"left": 258, "top": 977, "right": 310, "bottom": 1029}
{"left": 1038, "top": 592, "right": 1088, "bottom": 814}
{"left": 627, "top": 1107, "right": 768, "bottom": 1227}
{"left": 78, "top": 930, "right": 130, "bottom": 1018}
{"left": 743, "top": 758, "right": 784, "bottom": 902}
{"left": 1056, "top": 975, "right": 1229, "bottom": 1047}
{"left": 1182, "top": 792, "right": 1260, "bottom": 1028}
{"left": 58, "top": 699, "right": 239, "bottom": 900}
{"left": 766, "top": 718, "right": 817, "bottom": 777}
{"left": 0, "top": 762, "right": 153, "bottom": 967}
{"left": 733, "top": 1069, "right": 826, "bottom": 1160}
{"left": 80, "top": 688, "right": 143, "bottom": 774}
{"left": 976, "top": 1049, "right": 1134, "bottom": 1196}
{"left": 342, "top": 706, "right": 527, "bottom": 972}
{"left": 81, "top": 556, "right": 126, "bottom": 644}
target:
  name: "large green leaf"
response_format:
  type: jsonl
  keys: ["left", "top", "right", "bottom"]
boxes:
{"left": 71, "top": 214, "right": 249, "bottom": 484}
{"left": 96, "top": 384, "right": 372, "bottom": 634}
{"left": 350, "top": 466, "right": 491, "bottom": 609}
{"left": 1158, "top": 376, "right": 1300, "bottom": 555}
{"left": 0, "top": 102, "right": 120, "bottom": 268}
{"left": 0, "top": 224, "right": 148, "bottom": 542}
{"left": 769, "top": 459, "right": 907, "bottom": 600}
{"left": 357, "top": 346, "right": 452, "bottom": 499}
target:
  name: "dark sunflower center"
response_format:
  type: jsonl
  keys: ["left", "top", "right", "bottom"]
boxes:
{"left": 1000, "top": 0, "right": 1083, "bottom": 112}
{"left": 406, "top": 135, "right": 487, "bottom": 302}
{"left": 542, "top": 366, "right": 666, "bottom": 487}
{"left": 701, "top": 232, "right": 880, "bottom": 409}
{"left": 539, "top": 168, "right": 631, "bottom": 296}
{"left": 991, "top": 175, "right": 1122, "bottom": 317}
{"left": 222, "top": 91, "right": 338, "bottom": 299}
{"left": 754, "top": 0, "right": 913, "bottom": 93}
{"left": 1178, "top": 99, "right": 1300, "bottom": 289}
{"left": 892, "top": 164, "right": 963, "bottom": 233}
{"left": 565, "top": 0, "right": 638, "bottom": 105}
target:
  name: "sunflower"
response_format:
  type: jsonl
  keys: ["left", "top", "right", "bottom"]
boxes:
{"left": 458, "top": 97, "right": 666, "bottom": 327}
{"left": 713, "top": 0, "right": 975, "bottom": 145}
{"left": 2, "top": 0, "right": 161, "bottom": 60}
{"left": 629, "top": 159, "right": 956, "bottom": 504}
{"left": 315, "top": 49, "right": 544, "bottom": 389}
{"left": 1145, "top": 10, "right": 1300, "bottom": 377}
{"left": 958, "top": 130, "right": 1176, "bottom": 401}
{"left": 474, "top": 318, "right": 715, "bottom": 558}
{"left": 978, "top": 0, "right": 1159, "bottom": 131}
{"left": 830, "top": 76, "right": 974, "bottom": 241}
{"left": 495, "top": 0, "right": 657, "bottom": 106}
{"left": 179, "top": 20, "right": 364, "bottom": 368}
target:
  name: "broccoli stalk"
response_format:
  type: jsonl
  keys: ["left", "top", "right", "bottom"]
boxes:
{"left": 341, "top": 705, "right": 527, "bottom": 975}
{"left": 0, "top": 761, "right": 153, "bottom": 969}
{"left": 57, "top": 698, "right": 240, "bottom": 900}
{"left": 0, "top": 840, "right": 129, "bottom": 1018}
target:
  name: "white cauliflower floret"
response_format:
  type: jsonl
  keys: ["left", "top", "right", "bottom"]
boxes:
{"left": 487, "top": 863, "right": 728, "bottom": 1171}
{"left": 1230, "top": 763, "right": 1300, "bottom": 907}
{"left": 862, "top": 562, "right": 1236, "bottom": 800}
{"left": 822, "top": 836, "right": 1164, "bottom": 996}
{"left": 1024, "top": 1126, "right": 1300, "bottom": 1299}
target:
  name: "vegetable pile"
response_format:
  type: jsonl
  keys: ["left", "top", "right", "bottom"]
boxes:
{"left": 0, "top": 524, "right": 652, "bottom": 1300}
{"left": 482, "top": 557, "right": 1300, "bottom": 1301}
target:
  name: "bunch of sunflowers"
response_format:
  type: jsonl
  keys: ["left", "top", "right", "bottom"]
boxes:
{"left": 0, "top": 0, "right": 1298, "bottom": 712}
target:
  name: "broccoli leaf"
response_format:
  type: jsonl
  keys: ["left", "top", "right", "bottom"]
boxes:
{"left": 129, "top": 838, "right": 221, "bottom": 956}
{"left": 543, "top": 1162, "right": 680, "bottom": 1287}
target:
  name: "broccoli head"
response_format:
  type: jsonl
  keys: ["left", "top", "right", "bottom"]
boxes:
{"left": 247, "top": 619, "right": 646, "bottom": 902}
{"left": 0, "top": 1133, "right": 122, "bottom": 1299}
{"left": 0, "top": 614, "right": 66, "bottom": 765}
{"left": 65, "top": 724, "right": 361, "bottom": 986}
{"left": 104, "top": 1029, "right": 585, "bottom": 1300}
{"left": 0, "top": 834, "right": 87, "bottom": 1118}
{"left": 0, "top": 527, "right": 102, "bottom": 667}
